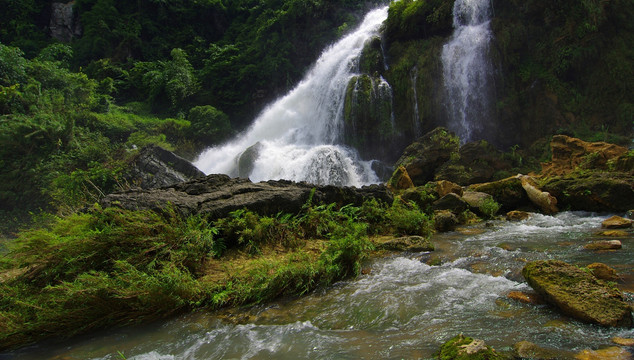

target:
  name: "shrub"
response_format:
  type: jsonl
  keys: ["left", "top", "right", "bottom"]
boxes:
{"left": 478, "top": 197, "right": 501, "bottom": 219}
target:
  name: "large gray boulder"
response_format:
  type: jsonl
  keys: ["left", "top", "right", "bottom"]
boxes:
{"left": 102, "top": 174, "right": 393, "bottom": 219}
{"left": 125, "top": 145, "right": 206, "bottom": 190}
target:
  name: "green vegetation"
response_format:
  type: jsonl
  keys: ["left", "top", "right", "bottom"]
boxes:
{"left": 437, "top": 334, "right": 506, "bottom": 360}
{"left": 0, "top": 196, "right": 434, "bottom": 350}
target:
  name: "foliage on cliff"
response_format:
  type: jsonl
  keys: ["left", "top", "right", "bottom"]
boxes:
{"left": 379, "top": 0, "right": 633, "bottom": 150}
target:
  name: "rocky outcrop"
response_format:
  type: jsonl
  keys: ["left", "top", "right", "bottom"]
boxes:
{"left": 540, "top": 172, "right": 634, "bottom": 212}
{"left": 434, "top": 140, "right": 513, "bottom": 185}
{"left": 522, "top": 260, "right": 632, "bottom": 327}
{"left": 50, "top": 2, "right": 82, "bottom": 42}
{"left": 392, "top": 128, "right": 460, "bottom": 186}
{"left": 541, "top": 135, "right": 628, "bottom": 176}
{"left": 388, "top": 166, "right": 414, "bottom": 192}
{"left": 102, "top": 174, "right": 393, "bottom": 219}
{"left": 125, "top": 145, "right": 206, "bottom": 189}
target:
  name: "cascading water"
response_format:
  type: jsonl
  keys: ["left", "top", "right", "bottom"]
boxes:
{"left": 194, "top": 7, "right": 390, "bottom": 187}
{"left": 442, "top": 0, "right": 495, "bottom": 143}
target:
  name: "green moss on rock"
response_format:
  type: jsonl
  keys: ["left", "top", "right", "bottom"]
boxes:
{"left": 522, "top": 260, "right": 632, "bottom": 327}
{"left": 437, "top": 334, "right": 507, "bottom": 360}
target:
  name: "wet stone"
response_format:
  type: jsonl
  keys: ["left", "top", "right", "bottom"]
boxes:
{"left": 602, "top": 215, "right": 633, "bottom": 229}
{"left": 584, "top": 240, "right": 622, "bottom": 251}
{"left": 587, "top": 263, "right": 619, "bottom": 282}
{"left": 575, "top": 346, "right": 632, "bottom": 360}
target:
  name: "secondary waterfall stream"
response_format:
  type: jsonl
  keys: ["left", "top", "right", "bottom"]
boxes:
{"left": 442, "top": 0, "right": 495, "bottom": 143}
{"left": 6, "top": 212, "right": 633, "bottom": 359}
{"left": 194, "top": 7, "right": 390, "bottom": 187}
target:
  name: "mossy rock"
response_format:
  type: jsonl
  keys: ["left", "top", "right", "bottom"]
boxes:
{"left": 435, "top": 141, "right": 513, "bottom": 185}
{"left": 522, "top": 260, "right": 632, "bottom": 327}
{"left": 437, "top": 334, "right": 507, "bottom": 360}
{"left": 393, "top": 127, "right": 460, "bottom": 186}
{"left": 376, "top": 235, "right": 434, "bottom": 252}
{"left": 469, "top": 176, "right": 530, "bottom": 211}
{"left": 540, "top": 172, "right": 634, "bottom": 212}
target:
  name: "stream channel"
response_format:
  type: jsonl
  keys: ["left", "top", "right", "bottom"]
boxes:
{"left": 5, "top": 211, "right": 634, "bottom": 359}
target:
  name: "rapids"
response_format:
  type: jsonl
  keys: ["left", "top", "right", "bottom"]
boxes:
{"left": 6, "top": 212, "right": 633, "bottom": 359}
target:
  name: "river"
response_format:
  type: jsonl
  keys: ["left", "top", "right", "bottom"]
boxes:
{"left": 5, "top": 211, "right": 633, "bottom": 359}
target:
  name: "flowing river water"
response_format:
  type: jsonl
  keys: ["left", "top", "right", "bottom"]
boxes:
{"left": 5, "top": 211, "right": 633, "bottom": 359}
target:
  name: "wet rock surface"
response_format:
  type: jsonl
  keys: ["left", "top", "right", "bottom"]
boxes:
{"left": 102, "top": 174, "right": 393, "bottom": 219}
{"left": 602, "top": 216, "right": 633, "bottom": 229}
{"left": 522, "top": 260, "right": 632, "bottom": 327}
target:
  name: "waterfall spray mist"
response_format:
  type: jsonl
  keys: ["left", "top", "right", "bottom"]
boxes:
{"left": 442, "top": 0, "right": 495, "bottom": 143}
{"left": 195, "top": 7, "right": 390, "bottom": 187}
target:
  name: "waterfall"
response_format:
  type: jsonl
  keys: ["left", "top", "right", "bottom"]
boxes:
{"left": 410, "top": 67, "right": 422, "bottom": 138}
{"left": 195, "top": 7, "right": 390, "bottom": 187}
{"left": 441, "top": 0, "right": 495, "bottom": 143}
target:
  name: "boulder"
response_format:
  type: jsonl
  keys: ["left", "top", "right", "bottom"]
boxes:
{"left": 514, "top": 341, "right": 571, "bottom": 360}
{"left": 506, "top": 210, "right": 531, "bottom": 221}
{"left": 602, "top": 215, "right": 633, "bottom": 229}
{"left": 469, "top": 176, "right": 530, "bottom": 211}
{"left": 587, "top": 263, "right": 619, "bottom": 282}
{"left": 387, "top": 166, "right": 414, "bottom": 192}
{"left": 438, "top": 335, "right": 505, "bottom": 360}
{"left": 393, "top": 127, "right": 459, "bottom": 185}
{"left": 462, "top": 191, "right": 493, "bottom": 212}
{"left": 541, "top": 135, "right": 628, "bottom": 176}
{"left": 102, "top": 174, "right": 394, "bottom": 220}
{"left": 519, "top": 175, "right": 558, "bottom": 214}
{"left": 436, "top": 180, "right": 463, "bottom": 197}
{"left": 434, "top": 210, "right": 459, "bottom": 232}
{"left": 432, "top": 193, "right": 469, "bottom": 214}
{"left": 435, "top": 140, "right": 513, "bottom": 185}
{"left": 584, "top": 240, "right": 622, "bottom": 251}
{"left": 540, "top": 172, "right": 634, "bottom": 212}
{"left": 237, "top": 142, "right": 263, "bottom": 178}
{"left": 376, "top": 236, "right": 434, "bottom": 252}
{"left": 125, "top": 145, "right": 206, "bottom": 190}
{"left": 522, "top": 260, "right": 632, "bottom": 327}
{"left": 575, "top": 347, "right": 632, "bottom": 360}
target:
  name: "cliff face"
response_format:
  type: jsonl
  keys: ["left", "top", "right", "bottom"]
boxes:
{"left": 49, "top": 1, "right": 82, "bottom": 43}
{"left": 343, "top": 0, "right": 633, "bottom": 163}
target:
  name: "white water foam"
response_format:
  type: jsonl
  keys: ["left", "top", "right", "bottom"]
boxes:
{"left": 194, "top": 7, "right": 390, "bottom": 186}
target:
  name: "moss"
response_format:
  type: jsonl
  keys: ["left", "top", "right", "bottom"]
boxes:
{"left": 437, "top": 334, "right": 507, "bottom": 360}
{"left": 522, "top": 260, "right": 632, "bottom": 327}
